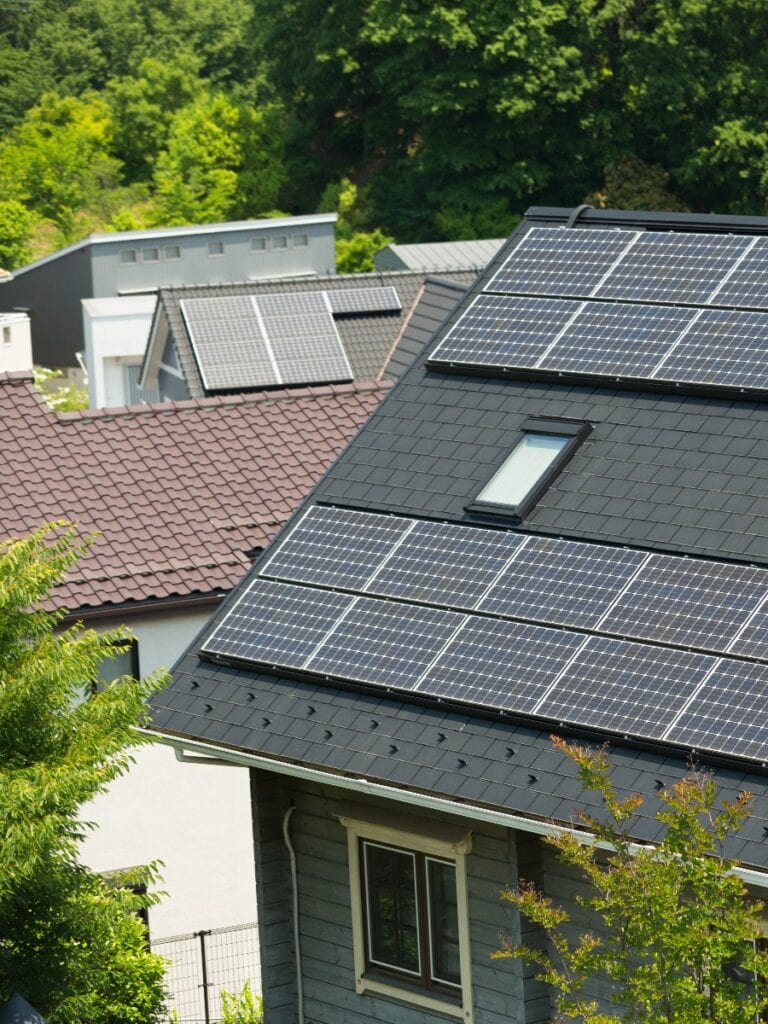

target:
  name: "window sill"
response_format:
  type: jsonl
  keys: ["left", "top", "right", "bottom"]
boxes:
{"left": 357, "top": 972, "right": 467, "bottom": 1020}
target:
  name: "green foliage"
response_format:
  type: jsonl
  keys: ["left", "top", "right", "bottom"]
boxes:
{"left": 0, "top": 92, "right": 125, "bottom": 241}
{"left": 151, "top": 92, "right": 286, "bottom": 225}
{"left": 0, "top": 198, "right": 36, "bottom": 269}
{"left": 219, "top": 981, "right": 264, "bottom": 1024}
{"left": 320, "top": 177, "right": 393, "bottom": 272}
{"left": 33, "top": 368, "right": 89, "bottom": 412}
{"left": 497, "top": 736, "right": 768, "bottom": 1023}
{"left": 0, "top": 523, "right": 169, "bottom": 1021}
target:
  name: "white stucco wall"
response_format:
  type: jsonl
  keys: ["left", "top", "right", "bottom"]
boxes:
{"left": 78, "top": 604, "right": 258, "bottom": 939}
{"left": 0, "top": 312, "right": 33, "bottom": 372}
{"left": 82, "top": 295, "right": 156, "bottom": 408}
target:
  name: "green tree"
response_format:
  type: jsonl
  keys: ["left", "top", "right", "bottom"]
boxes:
{"left": 497, "top": 737, "right": 768, "bottom": 1023}
{"left": 0, "top": 92, "right": 126, "bottom": 241}
{"left": 0, "top": 199, "right": 36, "bottom": 270}
{"left": 152, "top": 92, "right": 286, "bottom": 225}
{"left": 0, "top": 523, "right": 168, "bottom": 1022}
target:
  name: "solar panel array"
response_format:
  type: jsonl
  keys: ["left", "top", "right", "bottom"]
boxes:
{"left": 180, "top": 285, "right": 401, "bottom": 390}
{"left": 429, "top": 226, "right": 768, "bottom": 392}
{"left": 203, "top": 506, "right": 768, "bottom": 762}
{"left": 429, "top": 294, "right": 768, "bottom": 390}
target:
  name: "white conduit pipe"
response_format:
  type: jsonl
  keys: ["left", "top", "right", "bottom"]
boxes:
{"left": 282, "top": 804, "right": 305, "bottom": 1024}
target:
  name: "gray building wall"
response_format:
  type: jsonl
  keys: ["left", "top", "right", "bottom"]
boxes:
{"left": 252, "top": 772, "right": 534, "bottom": 1024}
{"left": 0, "top": 247, "right": 93, "bottom": 369}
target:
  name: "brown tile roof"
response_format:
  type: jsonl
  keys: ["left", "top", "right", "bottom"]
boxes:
{"left": 0, "top": 371, "right": 390, "bottom": 613}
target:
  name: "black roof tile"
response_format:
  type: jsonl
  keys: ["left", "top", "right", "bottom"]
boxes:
{"left": 153, "top": 207, "right": 768, "bottom": 870}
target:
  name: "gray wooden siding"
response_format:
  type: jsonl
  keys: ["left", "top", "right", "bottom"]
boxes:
{"left": 253, "top": 774, "right": 528, "bottom": 1024}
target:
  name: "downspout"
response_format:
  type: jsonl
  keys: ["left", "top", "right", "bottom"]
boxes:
{"left": 282, "top": 804, "right": 305, "bottom": 1024}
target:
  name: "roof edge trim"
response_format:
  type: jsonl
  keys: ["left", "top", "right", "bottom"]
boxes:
{"left": 524, "top": 205, "right": 768, "bottom": 234}
{"left": 152, "top": 732, "right": 768, "bottom": 887}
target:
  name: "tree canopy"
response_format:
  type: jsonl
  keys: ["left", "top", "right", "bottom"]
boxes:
{"left": 498, "top": 737, "right": 768, "bottom": 1023}
{"left": 1, "top": 0, "right": 767, "bottom": 267}
{"left": 0, "top": 523, "right": 168, "bottom": 1022}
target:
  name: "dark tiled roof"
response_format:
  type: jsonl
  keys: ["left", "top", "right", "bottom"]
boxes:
{"left": 151, "top": 208, "right": 768, "bottom": 864}
{"left": 155, "top": 656, "right": 768, "bottom": 869}
{"left": 146, "top": 270, "right": 475, "bottom": 397}
{"left": 0, "top": 372, "right": 389, "bottom": 612}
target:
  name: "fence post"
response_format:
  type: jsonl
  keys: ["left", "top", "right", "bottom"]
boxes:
{"left": 198, "top": 929, "right": 212, "bottom": 1024}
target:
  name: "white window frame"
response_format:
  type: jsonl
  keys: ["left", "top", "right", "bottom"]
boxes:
{"left": 338, "top": 803, "right": 474, "bottom": 1023}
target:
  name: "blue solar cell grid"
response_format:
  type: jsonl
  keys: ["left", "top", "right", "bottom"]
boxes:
{"left": 418, "top": 618, "right": 585, "bottom": 713}
{"left": 708, "top": 236, "right": 768, "bottom": 309}
{"left": 260, "top": 506, "right": 413, "bottom": 590}
{"left": 665, "top": 660, "right": 768, "bottom": 760}
{"left": 654, "top": 308, "right": 768, "bottom": 390}
{"left": 306, "top": 597, "right": 465, "bottom": 688}
{"left": 430, "top": 294, "right": 578, "bottom": 368}
{"left": 202, "top": 579, "right": 352, "bottom": 667}
{"left": 479, "top": 537, "right": 648, "bottom": 630}
{"left": 539, "top": 302, "right": 698, "bottom": 378}
{"left": 537, "top": 636, "right": 717, "bottom": 737}
{"left": 484, "top": 227, "right": 637, "bottom": 297}
{"left": 593, "top": 231, "right": 752, "bottom": 304}
{"left": 366, "top": 519, "right": 524, "bottom": 608}
{"left": 598, "top": 554, "right": 768, "bottom": 652}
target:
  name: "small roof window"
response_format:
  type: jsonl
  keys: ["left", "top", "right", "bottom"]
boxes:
{"left": 469, "top": 418, "right": 590, "bottom": 519}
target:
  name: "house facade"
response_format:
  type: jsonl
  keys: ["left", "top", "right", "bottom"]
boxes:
{"left": 152, "top": 206, "right": 768, "bottom": 1022}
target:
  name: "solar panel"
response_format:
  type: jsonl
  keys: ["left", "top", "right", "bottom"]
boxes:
{"left": 479, "top": 538, "right": 648, "bottom": 630}
{"left": 653, "top": 308, "right": 768, "bottom": 390}
{"left": 365, "top": 519, "right": 524, "bottom": 608}
{"left": 484, "top": 227, "right": 637, "bottom": 297}
{"left": 598, "top": 555, "right": 768, "bottom": 652}
{"left": 325, "top": 286, "right": 402, "bottom": 314}
{"left": 593, "top": 231, "right": 752, "bottom": 304}
{"left": 180, "top": 296, "right": 278, "bottom": 390}
{"left": 201, "top": 579, "right": 353, "bottom": 667}
{"left": 260, "top": 506, "right": 414, "bottom": 590}
{"left": 305, "top": 598, "right": 465, "bottom": 688}
{"left": 256, "top": 292, "right": 353, "bottom": 385}
{"left": 539, "top": 302, "right": 698, "bottom": 377}
{"left": 705, "top": 236, "right": 768, "bottom": 308}
{"left": 537, "top": 636, "right": 716, "bottom": 737}
{"left": 727, "top": 603, "right": 768, "bottom": 661}
{"left": 664, "top": 661, "right": 768, "bottom": 760}
{"left": 430, "top": 294, "right": 580, "bottom": 368}
{"left": 417, "top": 618, "right": 585, "bottom": 712}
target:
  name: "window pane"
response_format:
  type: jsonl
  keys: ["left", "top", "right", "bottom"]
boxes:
{"left": 120, "top": 250, "right": 137, "bottom": 264}
{"left": 427, "top": 859, "right": 461, "bottom": 986}
{"left": 142, "top": 247, "right": 159, "bottom": 262}
{"left": 208, "top": 241, "right": 224, "bottom": 256}
{"left": 478, "top": 433, "right": 569, "bottom": 506}
{"left": 364, "top": 843, "right": 420, "bottom": 976}
{"left": 273, "top": 235, "right": 287, "bottom": 249}
{"left": 165, "top": 245, "right": 181, "bottom": 260}
{"left": 251, "top": 237, "right": 266, "bottom": 251}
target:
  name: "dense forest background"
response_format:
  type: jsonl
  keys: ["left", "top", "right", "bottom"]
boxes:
{"left": 1, "top": 0, "right": 767, "bottom": 270}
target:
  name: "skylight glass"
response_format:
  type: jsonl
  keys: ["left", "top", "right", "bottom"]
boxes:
{"left": 477, "top": 433, "right": 570, "bottom": 506}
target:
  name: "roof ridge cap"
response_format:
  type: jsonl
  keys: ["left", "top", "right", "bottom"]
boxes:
{"left": 59, "top": 379, "right": 392, "bottom": 422}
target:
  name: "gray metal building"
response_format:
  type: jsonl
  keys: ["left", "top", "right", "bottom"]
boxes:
{"left": 0, "top": 214, "right": 337, "bottom": 369}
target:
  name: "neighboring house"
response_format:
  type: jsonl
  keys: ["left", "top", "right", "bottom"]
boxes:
{"left": 0, "top": 368, "right": 390, "bottom": 939}
{"left": 82, "top": 295, "right": 159, "bottom": 408}
{"left": 0, "top": 311, "right": 32, "bottom": 372}
{"left": 0, "top": 214, "right": 337, "bottom": 372}
{"left": 152, "top": 206, "right": 768, "bottom": 1023}
{"left": 374, "top": 238, "right": 505, "bottom": 273}
{"left": 139, "top": 271, "right": 474, "bottom": 401}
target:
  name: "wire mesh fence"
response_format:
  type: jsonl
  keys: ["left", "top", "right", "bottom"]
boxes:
{"left": 151, "top": 922, "right": 261, "bottom": 1023}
